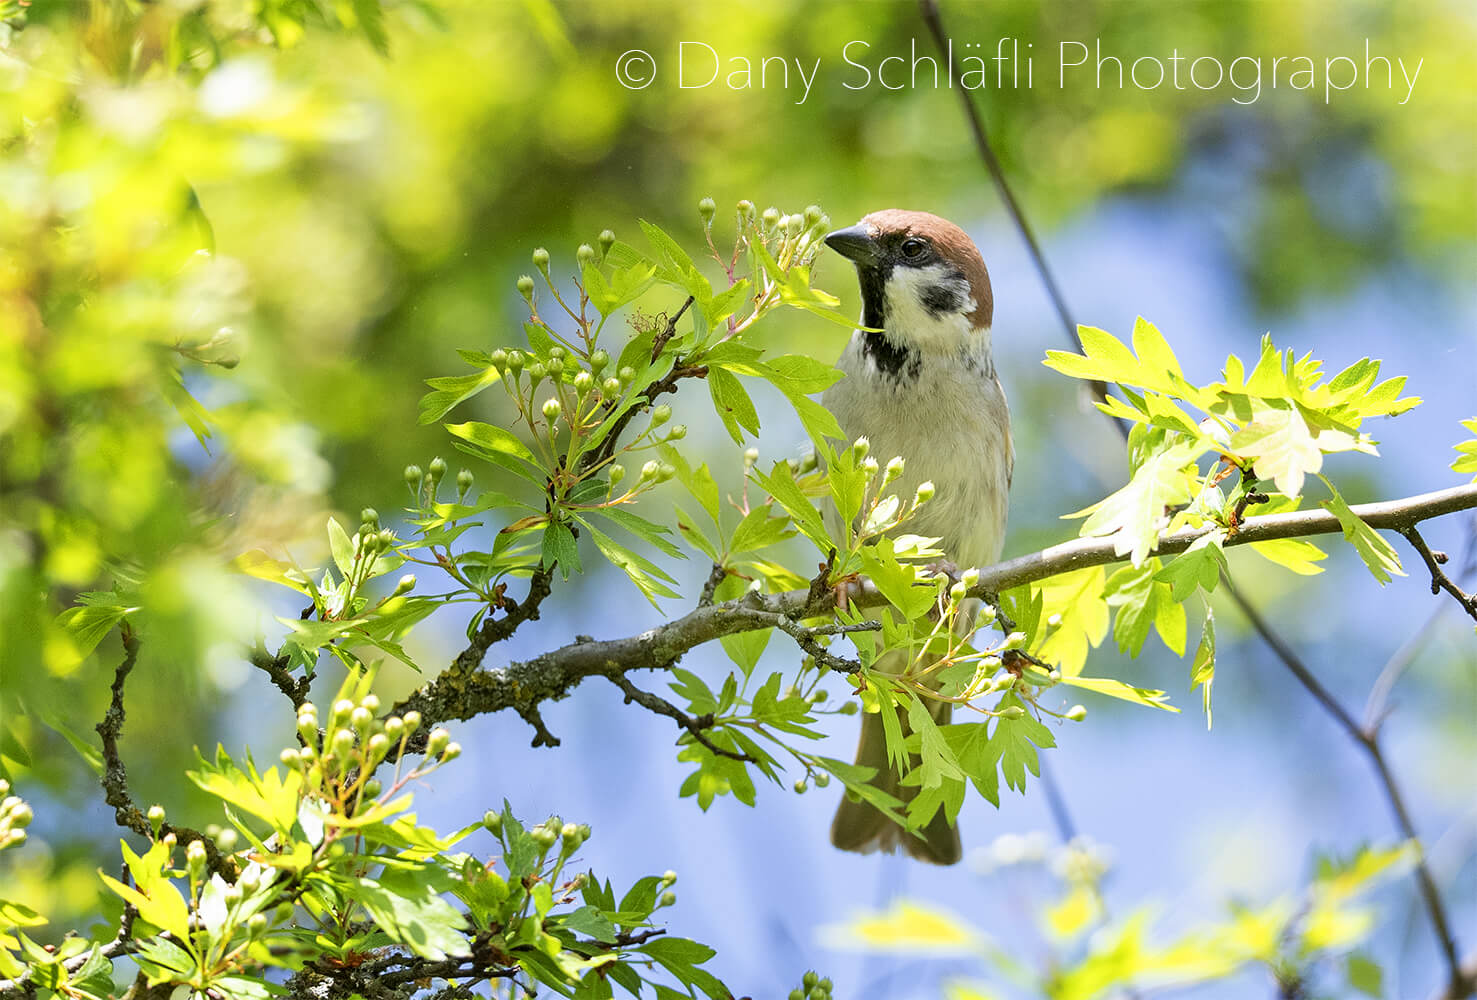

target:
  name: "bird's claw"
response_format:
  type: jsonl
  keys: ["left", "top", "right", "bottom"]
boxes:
{"left": 923, "top": 560, "right": 962, "bottom": 586}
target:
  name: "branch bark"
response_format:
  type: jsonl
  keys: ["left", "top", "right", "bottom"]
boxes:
{"left": 390, "top": 482, "right": 1477, "bottom": 729}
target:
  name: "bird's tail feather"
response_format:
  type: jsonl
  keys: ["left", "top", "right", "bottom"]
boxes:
{"left": 829, "top": 680, "right": 961, "bottom": 865}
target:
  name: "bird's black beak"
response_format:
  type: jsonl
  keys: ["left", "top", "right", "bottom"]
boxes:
{"left": 824, "top": 224, "right": 882, "bottom": 267}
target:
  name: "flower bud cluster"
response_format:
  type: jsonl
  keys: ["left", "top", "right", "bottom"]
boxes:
{"left": 279, "top": 696, "right": 434, "bottom": 794}
{"left": 789, "top": 970, "right": 835, "bottom": 1000}
{"left": 0, "top": 782, "right": 32, "bottom": 850}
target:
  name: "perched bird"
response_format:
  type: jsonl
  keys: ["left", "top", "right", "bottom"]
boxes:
{"left": 821, "top": 209, "right": 1013, "bottom": 865}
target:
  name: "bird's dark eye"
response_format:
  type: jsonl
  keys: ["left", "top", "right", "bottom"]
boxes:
{"left": 900, "top": 238, "right": 928, "bottom": 260}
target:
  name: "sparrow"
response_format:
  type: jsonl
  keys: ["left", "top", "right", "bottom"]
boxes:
{"left": 821, "top": 209, "right": 1013, "bottom": 865}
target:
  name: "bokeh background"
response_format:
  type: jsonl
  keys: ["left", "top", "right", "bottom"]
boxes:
{"left": 2, "top": 1, "right": 1474, "bottom": 997}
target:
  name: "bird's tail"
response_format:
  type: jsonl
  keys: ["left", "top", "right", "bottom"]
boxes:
{"left": 829, "top": 651, "right": 962, "bottom": 865}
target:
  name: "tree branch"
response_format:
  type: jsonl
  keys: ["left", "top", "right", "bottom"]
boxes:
{"left": 584, "top": 296, "right": 699, "bottom": 472}
{"left": 0, "top": 905, "right": 136, "bottom": 999}
{"left": 389, "top": 483, "right": 1477, "bottom": 732}
{"left": 916, "top": 0, "right": 1107, "bottom": 412}
{"left": 1401, "top": 525, "right": 1477, "bottom": 623}
{"left": 248, "top": 642, "right": 311, "bottom": 711}
{"left": 95, "top": 628, "right": 236, "bottom": 879}
{"left": 605, "top": 674, "right": 755, "bottom": 762}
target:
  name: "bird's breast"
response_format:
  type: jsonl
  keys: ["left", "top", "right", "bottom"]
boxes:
{"left": 822, "top": 338, "right": 1013, "bottom": 570}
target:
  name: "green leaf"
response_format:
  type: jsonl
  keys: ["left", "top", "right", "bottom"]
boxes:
{"left": 857, "top": 540, "right": 934, "bottom": 621}
{"left": 638, "top": 219, "right": 712, "bottom": 310}
{"left": 187, "top": 749, "right": 303, "bottom": 835}
{"left": 55, "top": 601, "right": 135, "bottom": 661}
{"left": 1230, "top": 404, "right": 1323, "bottom": 498}
{"left": 750, "top": 461, "right": 830, "bottom": 554}
{"left": 584, "top": 522, "right": 679, "bottom": 606}
{"left": 1032, "top": 567, "right": 1109, "bottom": 677}
{"left": 1247, "top": 537, "right": 1327, "bottom": 575}
{"left": 703, "top": 278, "right": 751, "bottom": 328}
{"left": 812, "top": 755, "right": 908, "bottom": 822}
{"left": 1346, "top": 952, "right": 1384, "bottom": 998}
{"left": 327, "top": 516, "right": 356, "bottom": 578}
{"left": 1191, "top": 610, "right": 1216, "bottom": 729}
{"left": 1071, "top": 441, "right": 1201, "bottom": 566}
{"left": 418, "top": 367, "right": 503, "bottom": 425}
{"left": 593, "top": 507, "right": 684, "bottom": 560}
{"left": 671, "top": 456, "right": 721, "bottom": 524}
{"left": 1058, "top": 675, "right": 1178, "bottom": 712}
{"left": 582, "top": 260, "right": 656, "bottom": 315}
{"left": 760, "top": 354, "right": 845, "bottom": 395}
{"left": 444, "top": 421, "right": 535, "bottom": 463}
{"left": 1044, "top": 319, "right": 1199, "bottom": 402}
{"left": 707, "top": 366, "right": 760, "bottom": 443}
{"left": 356, "top": 871, "right": 471, "bottom": 962}
{"left": 988, "top": 696, "right": 1055, "bottom": 793}
{"left": 540, "top": 520, "right": 580, "bottom": 580}
{"left": 1154, "top": 532, "right": 1226, "bottom": 601}
{"left": 669, "top": 667, "right": 718, "bottom": 715}
{"left": 1105, "top": 561, "right": 1185, "bottom": 657}
{"left": 639, "top": 937, "right": 726, "bottom": 1000}
{"left": 938, "top": 721, "right": 1000, "bottom": 807}
{"left": 562, "top": 905, "right": 617, "bottom": 945}
{"left": 1452, "top": 417, "right": 1477, "bottom": 480}
{"left": 718, "top": 627, "right": 769, "bottom": 679}
{"left": 728, "top": 505, "right": 795, "bottom": 554}
{"left": 906, "top": 698, "right": 964, "bottom": 788}
{"left": 1319, "top": 477, "right": 1404, "bottom": 585}
{"left": 674, "top": 503, "right": 720, "bottom": 561}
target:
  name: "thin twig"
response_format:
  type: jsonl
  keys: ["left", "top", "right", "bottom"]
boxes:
{"left": 754, "top": 608, "right": 871, "bottom": 674}
{"left": 453, "top": 566, "right": 555, "bottom": 675}
{"left": 697, "top": 562, "right": 727, "bottom": 608}
{"left": 1365, "top": 517, "right": 1477, "bottom": 729}
{"left": 1224, "top": 576, "right": 1469, "bottom": 993}
{"left": 604, "top": 674, "right": 755, "bottom": 762}
{"left": 916, "top": 0, "right": 1109, "bottom": 412}
{"left": 1401, "top": 526, "right": 1477, "bottom": 623}
{"left": 585, "top": 296, "right": 701, "bottom": 471}
{"left": 516, "top": 703, "right": 559, "bottom": 748}
{"left": 0, "top": 906, "right": 136, "bottom": 999}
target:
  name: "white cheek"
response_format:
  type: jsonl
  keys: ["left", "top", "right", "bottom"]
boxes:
{"left": 883, "top": 264, "right": 978, "bottom": 352}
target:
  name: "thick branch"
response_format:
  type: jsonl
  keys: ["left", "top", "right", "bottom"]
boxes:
{"left": 390, "top": 483, "right": 1476, "bottom": 729}
{"left": 977, "top": 483, "right": 1477, "bottom": 594}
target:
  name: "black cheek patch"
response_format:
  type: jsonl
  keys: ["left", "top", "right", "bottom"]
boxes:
{"left": 919, "top": 282, "right": 963, "bottom": 316}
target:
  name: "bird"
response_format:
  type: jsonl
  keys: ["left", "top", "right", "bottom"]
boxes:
{"left": 820, "top": 209, "right": 1013, "bottom": 865}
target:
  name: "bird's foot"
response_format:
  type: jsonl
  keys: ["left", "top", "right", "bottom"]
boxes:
{"left": 922, "top": 560, "right": 962, "bottom": 586}
{"left": 831, "top": 573, "right": 874, "bottom": 613}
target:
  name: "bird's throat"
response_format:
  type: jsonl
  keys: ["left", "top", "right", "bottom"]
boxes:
{"left": 855, "top": 264, "right": 921, "bottom": 380}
